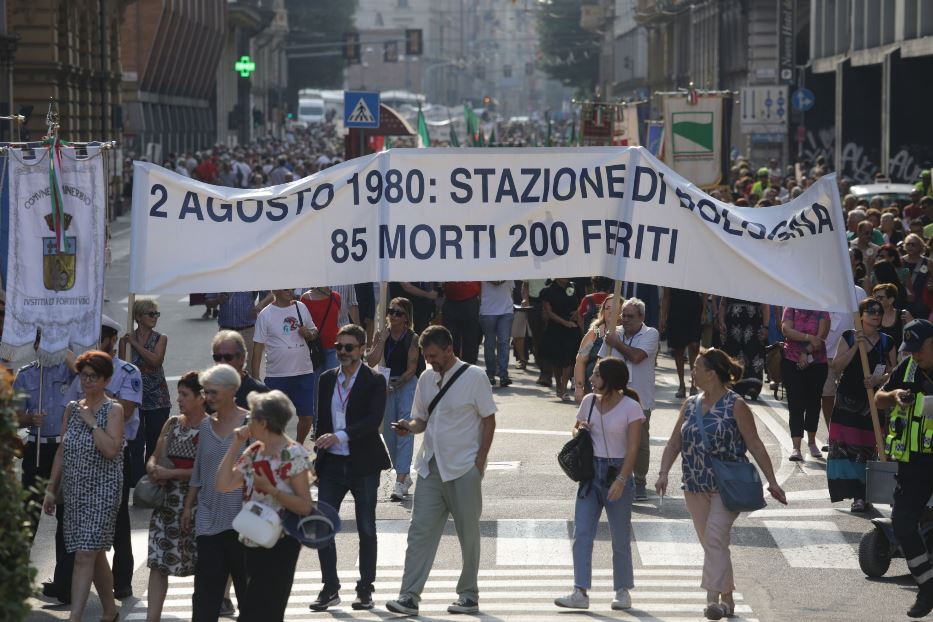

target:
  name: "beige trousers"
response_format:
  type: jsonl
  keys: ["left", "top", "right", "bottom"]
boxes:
{"left": 684, "top": 491, "right": 740, "bottom": 593}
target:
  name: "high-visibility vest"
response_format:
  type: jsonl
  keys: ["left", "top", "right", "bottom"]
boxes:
{"left": 885, "top": 357, "right": 933, "bottom": 461}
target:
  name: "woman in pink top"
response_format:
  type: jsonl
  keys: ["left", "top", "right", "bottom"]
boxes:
{"left": 554, "top": 358, "right": 644, "bottom": 612}
{"left": 781, "top": 307, "right": 830, "bottom": 461}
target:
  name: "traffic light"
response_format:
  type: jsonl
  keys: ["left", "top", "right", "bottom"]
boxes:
{"left": 384, "top": 40, "right": 399, "bottom": 63}
{"left": 405, "top": 29, "right": 423, "bottom": 55}
{"left": 343, "top": 32, "right": 361, "bottom": 63}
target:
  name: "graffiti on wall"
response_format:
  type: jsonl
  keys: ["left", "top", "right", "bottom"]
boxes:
{"left": 799, "top": 126, "right": 926, "bottom": 184}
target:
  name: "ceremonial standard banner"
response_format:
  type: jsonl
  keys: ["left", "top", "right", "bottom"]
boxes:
{"left": 130, "top": 147, "right": 857, "bottom": 313}
{"left": 2, "top": 145, "right": 106, "bottom": 362}
{"left": 662, "top": 94, "right": 731, "bottom": 188}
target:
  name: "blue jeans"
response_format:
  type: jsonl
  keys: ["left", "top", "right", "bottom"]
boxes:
{"left": 316, "top": 457, "right": 380, "bottom": 593}
{"left": 480, "top": 313, "right": 513, "bottom": 379}
{"left": 311, "top": 348, "right": 340, "bottom": 419}
{"left": 572, "top": 458, "right": 635, "bottom": 591}
{"left": 263, "top": 373, "right": 316, "bottom": 419}
{"left": 382, "top": 377, "right": 416, "bottom": 476}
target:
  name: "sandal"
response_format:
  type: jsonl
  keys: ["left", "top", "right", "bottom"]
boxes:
{"left": 704, "top": 602, "right": 726, "bottom": 620}
{"left": 517, "top": 360, "right": 527, "bottom": 370}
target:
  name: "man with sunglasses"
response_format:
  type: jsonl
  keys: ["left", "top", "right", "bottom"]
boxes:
{"left": 310, "top": 324, "right": 389, "bottom": 612}
{"left": 211, "top": 330, "right": 268, "bottom": 408}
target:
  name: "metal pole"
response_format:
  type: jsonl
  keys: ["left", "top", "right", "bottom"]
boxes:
{"left": 35, "top": 365, "right": 43, "bottom": 468}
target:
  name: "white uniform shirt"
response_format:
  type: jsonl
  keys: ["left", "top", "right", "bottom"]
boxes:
{"left": 597, "top": 323, "right": 660, "bottom": 410}
{"left": 411, "top": 362, "right": 497, "bottom": 482}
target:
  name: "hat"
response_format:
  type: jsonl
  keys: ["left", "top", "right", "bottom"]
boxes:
{"left": 901, "top": 319, "right": 933, "bottom": 353}
{"left": 101, "top": 314, "right": 122, "bottom": 332}
{"left": 282, "top": 500, "right": 341, "bottom": 549}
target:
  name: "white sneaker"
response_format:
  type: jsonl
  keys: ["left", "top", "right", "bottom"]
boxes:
{"left": 611, "top": 588, "right": 632, "bottom": 610}
{"left": 401, "top": 474, "right": 413, "bottom": 495}
{"left": 554, "top": 587, "right": 589, "bottom": 609}
{"left": 391, "top": 481, "right": 406, "bottom": 501}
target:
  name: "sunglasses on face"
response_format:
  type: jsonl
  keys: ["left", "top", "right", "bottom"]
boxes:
{"left": 387, "top": 308, "right": 407, "bottom": 317}
{"left": 334, "top": 343, "right": 359, "bottom": 352}
{"left": 144, "top": 311, "right": 161, "bottom": 318}
{"left": 212, "top": 352, "right": 239, "bottom": 362}
{"left": 865, "top": 307, "right": 883, "bottom": 316}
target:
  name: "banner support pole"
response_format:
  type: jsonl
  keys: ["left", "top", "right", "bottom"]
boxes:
{"left": 124, "top": 295, "right": 135, "bottom": 361}
{"left": 606, "top": 281, "right": 623, "bottom": 351}
{"left": 35, "top": 365, "right": 43, "bottom": 468}
{"left": 853, "top": 311, "right": 886, "bottom": 462}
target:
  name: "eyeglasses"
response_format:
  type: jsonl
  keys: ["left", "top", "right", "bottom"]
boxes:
{"left": 865, "top": 307, "right": 883, "bottom": 316}
{"left": 144, "top": 311, "right": 161, "bottom": 318}
{"left": 334, "top": 343, "right": 359, "bottom": 352}
{"left": 79, "top": 372, "right": 100, "bottom": 381}
{"left": 387, "top": 308, "right": 407, "bottom": 317}
{"left": 212, "top": 352, "right": 239, "bottom": 362}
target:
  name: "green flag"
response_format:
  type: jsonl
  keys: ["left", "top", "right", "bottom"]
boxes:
{"left": 384, "top": 135, "right": 393, "bottom": 150}
{"left": 417, "top": 105, "right": 431, "bottom": 148}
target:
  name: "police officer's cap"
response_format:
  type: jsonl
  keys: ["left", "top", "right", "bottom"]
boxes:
{"left": 101, "top": 314, "right": 123, "bottom": 332}
{"left": 901, "top": 319, "right": 933, "bottom": 353}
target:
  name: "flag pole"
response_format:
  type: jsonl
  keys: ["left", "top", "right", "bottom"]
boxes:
{"left": 852, "top": 311, "right": 886, "bottom": 461}
{"left": 35, "top": 365, "right": 43, "bottom": 468}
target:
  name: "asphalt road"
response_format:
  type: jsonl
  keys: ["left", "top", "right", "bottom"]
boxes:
{"left": 22, "top": 214, "right": 917, "bottom": 621}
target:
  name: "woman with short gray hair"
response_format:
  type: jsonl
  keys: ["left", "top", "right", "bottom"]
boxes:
{"left": 183, "top": 364, "right": 248, "bottom": 621}
{"left": 217, "top": 389, "right": 313, "bottom": 621}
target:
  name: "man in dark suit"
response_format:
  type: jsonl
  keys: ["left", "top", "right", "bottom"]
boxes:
{"left": 309, "top": 324, "right": 390, "bottom": 612}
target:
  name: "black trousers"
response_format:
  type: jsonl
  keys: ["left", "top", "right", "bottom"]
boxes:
{"left": 111, "top": 446, "right": 134, "bottom": 593}
{"left": 528, "top": 297, "right": 551, "bottom": 377}
{"left": 781, "top": 359, "right": 827, "bottom": 438}
{"left": 240, "top": 536, "right": 301, "bottom": 622}
{"left": 21, "top": 439, "right": 58, "bottom": 540}
{"left": 192, "top": 529, "right": 248, "bottom": 622}
{"left": 443, "top": 296, "right": 480, "bottom": 364}
{"left": 893, "top": 458, "right": 933, "bottom": 590}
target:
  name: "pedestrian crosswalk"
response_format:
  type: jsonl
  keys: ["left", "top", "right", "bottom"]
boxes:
{"left": 123, "top": 568, "right": 759, "bottom": 621}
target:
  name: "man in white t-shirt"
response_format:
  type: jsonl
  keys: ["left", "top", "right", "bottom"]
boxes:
{"left": 251, "top": 289, "right": 318, "bottom": 443}
{"left": 386, "top": 326, "right": 497, "bottom": 616}
{"left": 598, "top": 298, "right": 660, "bottom": 500}
{"left": 479, "top": 281, "right": 515, "bottom": 387}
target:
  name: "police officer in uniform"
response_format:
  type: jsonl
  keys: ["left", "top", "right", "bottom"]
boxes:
{"left": 64, "top": 314, "right": 143, "bottom": 600}
{"left": 876, "top": 319, "right": 933, "bottom": 618}
{"left": 14, "top": 328, "right": 75, "bottom": 603}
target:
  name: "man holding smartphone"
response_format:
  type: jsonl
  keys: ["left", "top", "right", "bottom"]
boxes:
{"left": 386, "top": 326, "right": 497, "bottom": 617}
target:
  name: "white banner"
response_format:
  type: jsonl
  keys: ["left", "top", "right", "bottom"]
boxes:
{"left": 130, "top": 147, "right": 857, "bottom": 312}
{"left": 662, "top": 94, "right": 727, "bottom": 188}
{"left": 3, "top": 146, "right": 106, "bottom": 362}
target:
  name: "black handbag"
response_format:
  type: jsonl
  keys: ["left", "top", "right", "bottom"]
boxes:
{"left": 557, "top": 396, "right": 596, "bottom": 482}
{"left": 295, "top": 296, "right": 334, "bottom": 369}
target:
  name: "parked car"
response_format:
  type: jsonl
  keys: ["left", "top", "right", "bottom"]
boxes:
{"left": 849, "top": 182, "right": 915, "bottom": 209}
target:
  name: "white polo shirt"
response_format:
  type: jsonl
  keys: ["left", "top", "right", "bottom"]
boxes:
{"left": 597, "top": 323, "right": 660, "bottom": 410}
{"left": 411, "top": 362, "right": 497, "bottom": 482}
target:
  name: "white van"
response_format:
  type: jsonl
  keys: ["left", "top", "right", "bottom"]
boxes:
{"left": 298, "top": 97, "right": 326, "bottom": 125}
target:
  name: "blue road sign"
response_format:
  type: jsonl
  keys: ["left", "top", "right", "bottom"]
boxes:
{"left": 344, "top": 91, "right": 380, "bottom": 128}
{"left": 791, "top": 88, "right": 815, "bottom": 113}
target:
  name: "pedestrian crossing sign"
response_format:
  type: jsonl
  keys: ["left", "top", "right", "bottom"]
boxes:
{"left": 344, "top": 91, "right": 380, "bottom": 128}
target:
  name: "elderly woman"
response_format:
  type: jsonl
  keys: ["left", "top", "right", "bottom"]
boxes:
{"left": 217, "top": 390, "right": 313, "bottom": 622}
{"left": 145, "top": 371, "right": 207, "bottom": 622}
{"left": 656, "top": 349, "right": 786, "bottom": 620}
{"left": 182, "top": 364, "right": 249, "bottom": 622}
{"left": 573, "top": 294, "right": 617, "bottom": 403}
{"left": 43, "top": 351, "right": 125, "bottom": 622}
{"left": 781, "top": 307, "right": 831, "bottom": 461}
{"left": 368, "top": 297, "right": 422, "bottom": 500}
{"left": 122, "top": 298, "right": 171, "bottom": 478}
{"left": 827, "top": 298, "right": 896, "bottom": 512}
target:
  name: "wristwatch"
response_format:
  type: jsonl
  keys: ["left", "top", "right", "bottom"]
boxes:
{"left": 90, "top": 422, "right": 99, "bottom": 432}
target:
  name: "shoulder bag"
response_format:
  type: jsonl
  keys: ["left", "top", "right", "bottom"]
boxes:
{"left": 295, "top": 296, "right": 333, "bottom": 369}
{"left": 691, "top": 396, "right": 766, "bottom": 513}
{"left": 133, "top": 416, "right": 176, "bottom": 509}
{"left": 427, "top": 363, "right": 470, "bottom": 418}
{"left": 232, "top": 499, "right": 283, "bottom": 548}
{"left": 557, "top": 396, "right": 596, "bottom": 482}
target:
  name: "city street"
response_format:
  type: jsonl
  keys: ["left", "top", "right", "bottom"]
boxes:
{"left": 21, "top": 214, "right": 914, "bottom": 622}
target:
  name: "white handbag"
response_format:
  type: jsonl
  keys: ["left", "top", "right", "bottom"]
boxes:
{"left": 232, "top": 500, "right": 283, "bottom": 548}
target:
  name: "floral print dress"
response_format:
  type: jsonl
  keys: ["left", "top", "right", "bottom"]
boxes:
{"left": 680, "top": 391, "right": 749, "bottom": 493}
{"left": 147, "top": 416, "right": 200, "bottom": 576}
{"left": 235, "top": 440, "right": 312, "bottom": 546}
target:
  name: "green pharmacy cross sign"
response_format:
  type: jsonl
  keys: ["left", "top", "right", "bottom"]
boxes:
{"left": 235, "top": 55, "right": 256, "bottom": 78}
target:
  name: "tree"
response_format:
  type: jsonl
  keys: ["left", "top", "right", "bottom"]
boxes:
{"left": 537, "top": 0, "right": 602, "bottom": 92}
{"left": 286, "top": 0, "right": 359, "bottom": 92}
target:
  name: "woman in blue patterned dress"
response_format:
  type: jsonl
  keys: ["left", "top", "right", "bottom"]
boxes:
{"left": 145, "top": 371, "right": 206, "bottom": 622}
{"left": 656, "top": 349, "right": 786, "bottom": 621}
{"left": 43, "top": 351, "right": 125, "bottom": 622}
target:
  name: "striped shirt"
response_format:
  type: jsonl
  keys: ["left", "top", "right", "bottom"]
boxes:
{"left": 210, "top": 291, "right": 264, "bottom": 330}
{"left": 190, "top": 416, "right": 247, "bottom": 537}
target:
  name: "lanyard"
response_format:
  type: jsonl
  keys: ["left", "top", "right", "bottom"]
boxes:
{"left": 384, "top": 329, "right": 407, "bottom": 363}
{"left": 336, "top": 376, "right": 353, "bottom": 410}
